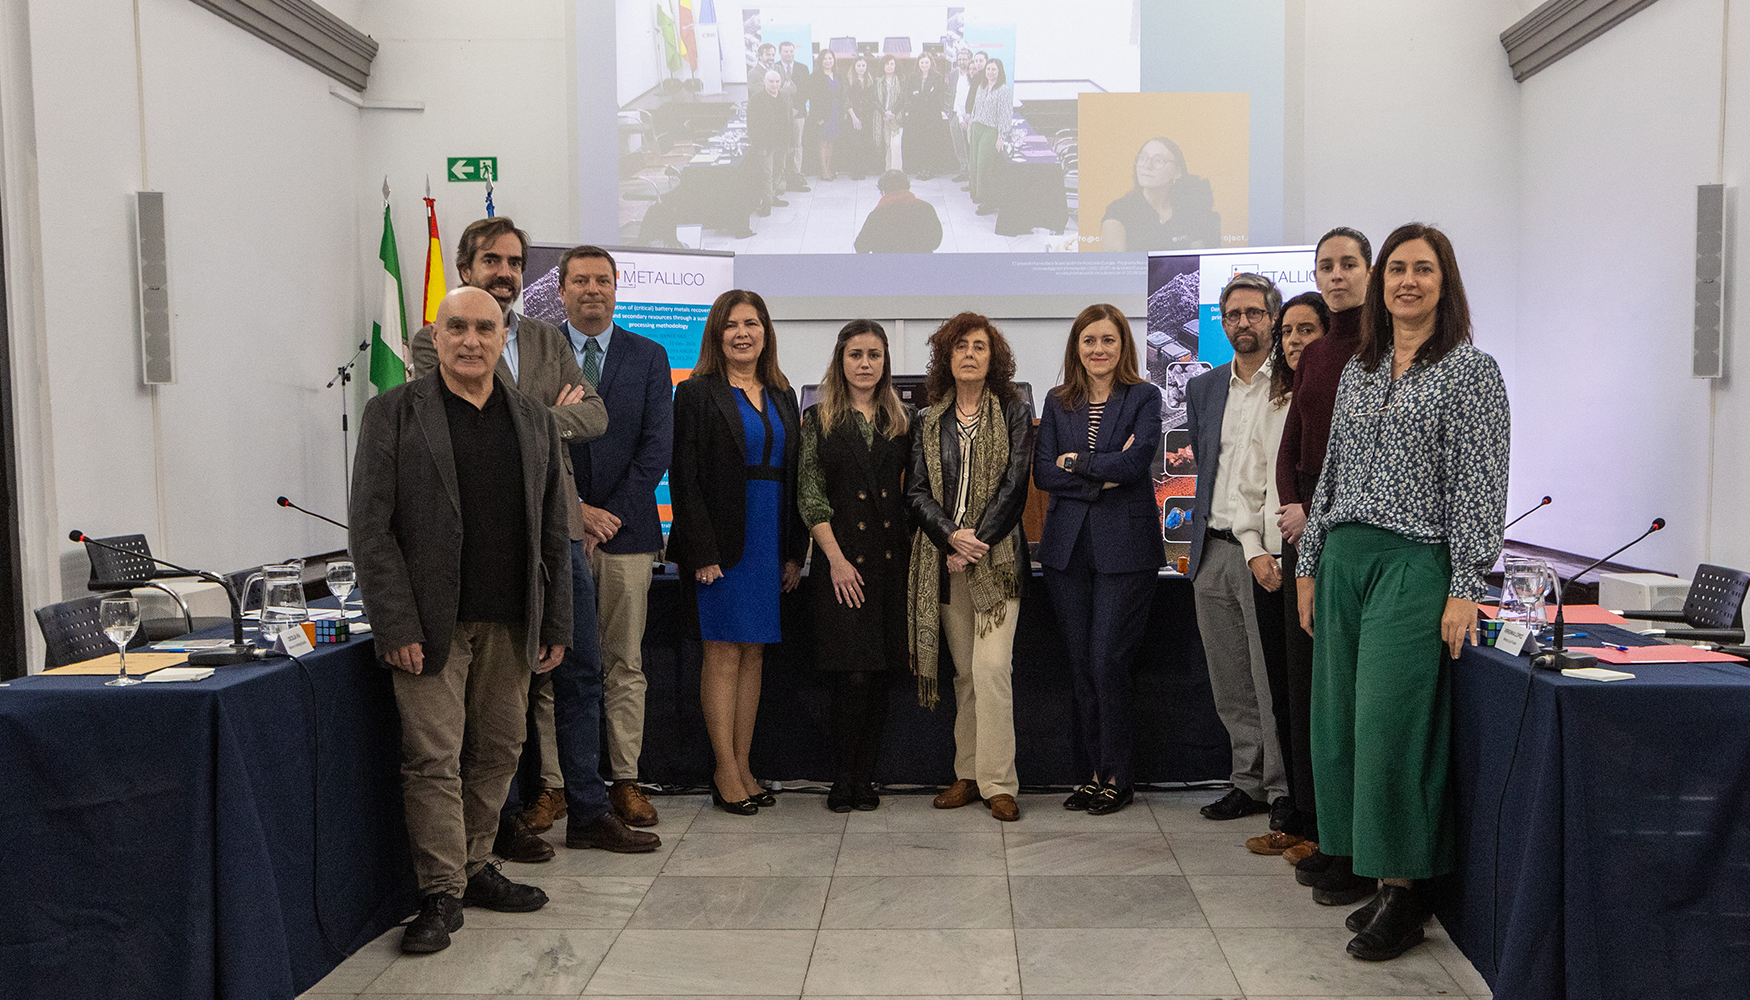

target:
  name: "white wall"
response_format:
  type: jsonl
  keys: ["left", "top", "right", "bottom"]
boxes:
{"left": 1512, "top": 0, "right": 1740, "bottom": 574}
{"left": 7, "top": 0, "right": 368, "bottom": 673}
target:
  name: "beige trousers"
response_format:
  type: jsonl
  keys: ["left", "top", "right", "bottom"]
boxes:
{"left": 392, "top": 621, "right": 529, "bottom": 897}
{"left": 531, "top": 677, "right": 562, "bottom": 787}
{"left": 940, "top": 571, "right": 1021, "bottom": 799}
{"left": 592, "top": 549, "right": 656, "bottom": 780}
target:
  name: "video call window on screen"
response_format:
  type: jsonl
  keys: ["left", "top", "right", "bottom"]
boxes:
{"left": 613, "top": 1, "right": 1250, "bottom": 259}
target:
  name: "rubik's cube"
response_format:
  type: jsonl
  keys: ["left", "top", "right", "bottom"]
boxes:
{"left": 314, "top": 618, "right": 350, "bottom": 643}
{"left": 1480, "top": 620, "right": 1504, "bottom": 647}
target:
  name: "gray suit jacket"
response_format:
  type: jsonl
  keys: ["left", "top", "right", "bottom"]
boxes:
{"left": 1184, "top": 362, "right": 1233, "bottom": 579}
{"left": 349, "top": 371, "right": 573, "bottom": 674}
{"left": 411, "top": 311, "right": 608, "bottom": 540}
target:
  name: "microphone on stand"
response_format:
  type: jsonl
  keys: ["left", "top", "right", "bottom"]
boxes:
{"left": 277, "top": 496, "right": 349, "bottom": 531}
{"left": 1532, "top": 517, "right": 1665, "bottom": 671}
{"left": 1505, "top": 496, "right": 1552, "bottom": 531}
{"left": 70, "top": 530, "right": 257, "bottom": 665}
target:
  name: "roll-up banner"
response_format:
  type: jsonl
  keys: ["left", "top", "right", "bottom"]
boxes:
{"left": 1146, "top": 245, "right": 1314, "bottom": 567}
{"left": 524, "top": 243, "right": 737, "bottom": 536}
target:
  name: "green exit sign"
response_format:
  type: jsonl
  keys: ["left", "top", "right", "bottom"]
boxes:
{"left": 447, "top": 157, "right": 498, "bottom": 182}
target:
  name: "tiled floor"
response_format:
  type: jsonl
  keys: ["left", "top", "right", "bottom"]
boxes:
{"left": 698, "top": 173, "right": 1079, "bottom": 255}
{"left": 300, "top": 789, "right": 1491, "bottom": 1000}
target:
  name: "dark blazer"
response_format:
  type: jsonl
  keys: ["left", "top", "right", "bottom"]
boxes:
{"left": 349, "top": 372, "right": 573, "bottom": 674}
{"left": 411, "top": 311, "right": 607, "bottom": 541}
{"left": 907, "top": 397, "right": 1035, "bottom": 593}
{"left": 562, "top": 323, "right": 673, "bottom": 555}
{"left": 667, "top": 371, "right": 808, "bottom": 573}
{"left": 1184, "top": 362, "right": 1234, "bottom": 578}
{"left": 1033, "top": 381, "right": 1166, "bottom": 575}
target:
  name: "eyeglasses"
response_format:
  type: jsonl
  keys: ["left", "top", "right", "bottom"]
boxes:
{"left": 1135, "top": 154, "right": 1177, "bottom": 170}
{"left": 1222, "top": 307, "right": 1270, "bottom": 326}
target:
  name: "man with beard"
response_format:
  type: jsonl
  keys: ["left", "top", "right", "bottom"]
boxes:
{"left": 1185, "top": 273, "right": 1288, "bottom": 825}
{"left": 410, "top": 218, "right": 657, "bottom": 863}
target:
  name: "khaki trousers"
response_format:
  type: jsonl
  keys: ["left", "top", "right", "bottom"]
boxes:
{"left": 532, "top": 677, "right": 562, "bottom": 787}
{"left": 940, "top": 571, "right": 1021, "bottom": 799}
{"left": 592, "top": 549, "right": 656, "bottom": 780}
{"left": 392, "top": 621, "right": 530, "bottom": 897}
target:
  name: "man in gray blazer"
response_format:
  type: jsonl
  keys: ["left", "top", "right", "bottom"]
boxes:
{"left": 352, "top": 286, "right": 573, "bottom": 954}
{"left": 1185, "top": 272, "right": 1287, "bottom": 825}
{"left": 411, "top": 219, "right": 658, "bottom": 862}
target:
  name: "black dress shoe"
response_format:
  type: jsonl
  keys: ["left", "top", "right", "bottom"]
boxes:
{"left": 492, "top": 815, "right": 554, "bottom": 864}
{"left": 748, "top": 784, "right": 777, "bottom": 808}
{"left": 1347, "top": 891, "right": 1386, "bottom": 932}
{"left": 1268, "top": 795, "right": 1295, "bottom": 831}
{"left": 853, "top": 782, "right": 880, "bottom": 811}
{"left": 1062, "top": 782, "right": 1100, "bottom": 811}
{"left": 401, "top": 892, "right": 462, "bottom": 953}
{"left": 827, "top": 780, "right": 856, "bottom": 813}
{"left": 1308, "top": 855, "right": 1378, "bottom": 906}
{"left": 788, "top": 180, "right": 811, "bottom": 192}
{"left": 1087, "top": 784, "right": 1134, "bottom": 816}
{"left": 1200, "top": 787, "right": 1268, "bottom": 820}
{"left": 463, "top": 862, "right": 548, "bottom": 912}
{"left": 712, "top": 783, "right": 759, "bottom": 815}
{"left": 771, "top": 198, "right": 790, "bottom": 208}
{"left": 1294, "top": 848, "right": 1336, "bottom": 885}
{"left": 566, "top": 810, "right": 661, "bottom": 853}
{"left": 1347, "top": 883, "right": 1428, "bottom": 960}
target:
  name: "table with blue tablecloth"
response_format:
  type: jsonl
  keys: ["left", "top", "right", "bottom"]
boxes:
{"left": 1439, "top": 632, "right": 1750, "bottom": 1000}
{"left": 0, "top": 612, "right": 414, "bottom": 1000}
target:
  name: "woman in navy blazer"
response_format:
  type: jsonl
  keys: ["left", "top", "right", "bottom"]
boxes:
{"left": 1035, "top": 304, "right": 1165, "bottom": 815}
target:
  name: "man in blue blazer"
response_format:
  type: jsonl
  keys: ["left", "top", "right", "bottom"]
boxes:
{"left": 557, "top": 246, "right": 675, "bottom": 828}
{"left": 1185, "top": 273, "right": 1288, "bottom": 823}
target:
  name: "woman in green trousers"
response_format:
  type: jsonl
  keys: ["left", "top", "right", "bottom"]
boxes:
{"left": 966, "top": 58, "right": 1011, "bottom": 211}
{"left": 1294, "top": 222, "right": 1510, "bottom": 962}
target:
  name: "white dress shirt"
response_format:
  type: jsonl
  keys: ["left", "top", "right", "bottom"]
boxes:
{"left": 1207, "top": 357, "right": 1273, "bottom": 542}
{"left": 1235, "top": 390, "right": 1291, "bottom": 563}
{"left": 561, "top": 320, "right": 613, "bottom": 373}
{"left": 501, "top": 310, "right": 523, "bottom": 382}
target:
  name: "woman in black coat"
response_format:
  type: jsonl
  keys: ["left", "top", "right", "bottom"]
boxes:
{"left": 798, "top": 320, "right": 914, "bottom": 811}
{"left": 668, "top": 289, "right": 806, "bottom": 815}
{"left": 902, "top": 52, "right": 955, "bottom": 179}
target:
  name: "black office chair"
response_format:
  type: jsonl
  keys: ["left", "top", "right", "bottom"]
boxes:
{"left": 1619, "top": 564, "right": 1749, "bottom": 644}
{"left": 83, "top": 533, "right": 199, "bottom": 637}
{"left": 35, "top": 595, "right": 152, "bottom": 671}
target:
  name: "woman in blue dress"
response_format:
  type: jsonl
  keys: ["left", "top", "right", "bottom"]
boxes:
{"left": 668, "top": 289, "right": 806, "bottom": 814}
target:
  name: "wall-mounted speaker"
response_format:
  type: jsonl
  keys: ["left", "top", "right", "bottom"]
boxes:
{"left": 1694, "top": 183, "right": 1725, "bottom": 379}
{"left": 135, "top": 191, "right": 175, "bottom": 385}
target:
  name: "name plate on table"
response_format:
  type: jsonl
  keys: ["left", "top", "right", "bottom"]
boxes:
{"left": 1495, "top": 621, "right": 1535, "bottom": 657}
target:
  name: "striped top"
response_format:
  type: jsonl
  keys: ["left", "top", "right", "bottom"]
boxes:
{"left": 952, "top": 412, "right": 981, "bottom": 523}
{"left": 1086, "top": 400, "right": 1106, "bottom": 452}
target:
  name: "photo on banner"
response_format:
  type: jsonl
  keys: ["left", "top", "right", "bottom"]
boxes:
{"left": 1146, "top": 245, "right": 1314, "bottom": 562}
{"left": 1077, "top": 92, "right": 1250, "bottom": 253}
{"left": 522, "top": 243, "right": 735, "bottom": 534}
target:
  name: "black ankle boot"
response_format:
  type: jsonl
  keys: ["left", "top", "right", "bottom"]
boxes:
{"left": 1310, "top": 855, "right": 1377, "bottom": 906}
{"left": 853, "top": 781, "right": 881, "bottom": 811}
{"left": 1347, "top": 883, "right": 1428, "bottom": 960}
{"left": 827, "top": 780, "right": 856, "bottom": 813}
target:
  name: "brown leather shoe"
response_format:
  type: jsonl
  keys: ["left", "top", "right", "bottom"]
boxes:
{"left": 1246, "top": 830, "right": 1307, "bottom": 856}
{"left": 566, "top": 810, "right": 662, "bottom": 853}
{"left": 1284, "top": 840, "right": 1320, "bottom": 866}
{"left": 610, "top": 780, "right": 659, "bottom": 827}
{"left": 988, "top": 794, "right": 1020, "bottom": 822}
{"left": 519, "top": 786, "right": 567, "bottom": 834}
{"left": 492, "top": 815, "right": 555, "bottom": 863}
{"left": 933, "top": 778, "right": 982, "bottom": 809}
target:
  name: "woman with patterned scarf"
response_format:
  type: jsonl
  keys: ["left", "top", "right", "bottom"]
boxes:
{"left": 905, "top": 313, "right": 1035, "bottom": 823}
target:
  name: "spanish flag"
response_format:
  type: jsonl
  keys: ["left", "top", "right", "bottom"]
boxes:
{"left": 421, "top": 192, "right": 446, "bottom": 326}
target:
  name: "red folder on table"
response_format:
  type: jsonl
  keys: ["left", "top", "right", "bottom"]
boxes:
{"left": 1589, "top": 645, "right": 1746, "bottom": 665}
{"left": 1481, "top": 604, "right": 1630, "bottom": 625}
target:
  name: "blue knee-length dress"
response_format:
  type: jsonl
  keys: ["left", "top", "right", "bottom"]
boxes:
{"left": 696, "top": 388, "right": 784, "bottom": 643}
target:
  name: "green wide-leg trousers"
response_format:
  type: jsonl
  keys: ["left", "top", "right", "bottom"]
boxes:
{"left": 1310, "top": 524, "right": 1455, "bottom": 880}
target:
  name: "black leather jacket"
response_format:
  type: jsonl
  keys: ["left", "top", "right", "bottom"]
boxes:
{"left": 907, "top": 397, "right": 1035, "bottom": 593}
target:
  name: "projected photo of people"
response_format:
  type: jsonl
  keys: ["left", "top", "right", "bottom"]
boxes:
{"left": 613, "top": 1, "right": 1140, "bottom": 255}
{"left": 1076, "top": 92, "right": 1250, "bottom": 253}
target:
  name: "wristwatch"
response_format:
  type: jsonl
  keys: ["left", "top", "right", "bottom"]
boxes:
{"left": 1062, "top": 453, "right": 1077, "bottom": 474}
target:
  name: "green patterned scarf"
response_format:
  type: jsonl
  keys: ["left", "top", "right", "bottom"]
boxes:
{"left": 907, "top": 388, "right": 1019, "bottom": 708}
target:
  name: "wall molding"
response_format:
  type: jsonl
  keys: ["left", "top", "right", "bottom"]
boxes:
{"left": 188, "top": 0, "right": 376, "bottom": 91}
{"left": 1501, "top": 0, "right": 1663, "bottom": 82}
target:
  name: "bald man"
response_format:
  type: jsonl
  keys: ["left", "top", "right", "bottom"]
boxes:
{"left": 351, "top": 286, "right": 574, "bottom": 954}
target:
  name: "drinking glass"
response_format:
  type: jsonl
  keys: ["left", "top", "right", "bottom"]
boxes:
{"left": 100, "top": 596, "right": 142, "bottom": 687}
{"left": 326, "top": 559, "right": 356, "bottom": 612}
{"left": 1502, "top": 557, "right": 1555, "bottom": 622}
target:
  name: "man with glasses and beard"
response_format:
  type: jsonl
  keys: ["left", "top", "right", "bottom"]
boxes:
{"left": 410, "top": 218, "right": 658, "bottom": 863}
{"left": 1185, "top": 273, "right": 1290, "bottom": 827}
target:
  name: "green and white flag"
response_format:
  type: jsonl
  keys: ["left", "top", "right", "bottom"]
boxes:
{"left": 369, "top": 199, "right": 408, "bottom": 393}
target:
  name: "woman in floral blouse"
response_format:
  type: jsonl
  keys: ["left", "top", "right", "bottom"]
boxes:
{"left": 1295, "top": 222, "right": 1509, "bottom": 963}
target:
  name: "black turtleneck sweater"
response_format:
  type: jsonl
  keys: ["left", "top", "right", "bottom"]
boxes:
{"left": 1275, "top": 304, "right": 1363, "bottom": 510}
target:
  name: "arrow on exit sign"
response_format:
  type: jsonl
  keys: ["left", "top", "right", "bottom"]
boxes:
{"left": 447, "top": 157, "right": 498, "bottom": 182}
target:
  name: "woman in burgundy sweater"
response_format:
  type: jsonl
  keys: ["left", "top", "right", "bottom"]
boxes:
{"left": 1271, "top": 226, "right": 1371, "bottom": 873}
